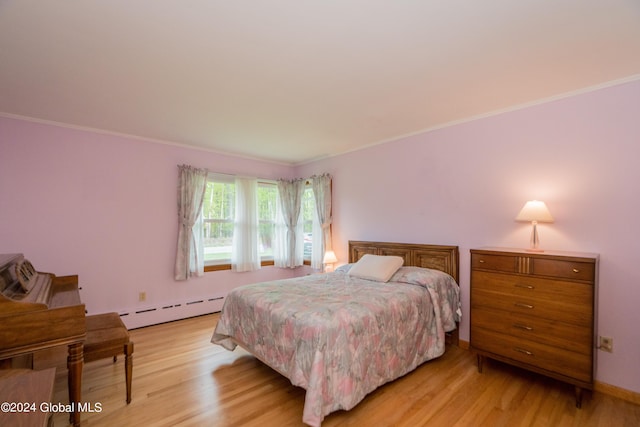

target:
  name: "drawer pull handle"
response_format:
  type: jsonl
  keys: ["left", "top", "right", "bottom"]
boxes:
{"left": 514, "top": 347, "right": 534, "bottom": 356}
{"left": 573, "top": 268, "right": 580, "bottom": 273}
{"left": 513, "top": 323, "right": 533, "bottom": 331}
{"left": 515, "top": 284, "right": 535, "bottom": 290}
{"left": 479, "top": 259, "right": 485, "bottom": 263}
{"left": 515, "top": 302, "right": 534, "bottom": 309}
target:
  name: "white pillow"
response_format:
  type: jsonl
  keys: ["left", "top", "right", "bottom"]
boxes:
{"left": 347, "top": 254, "right": 404, "bottom": 282}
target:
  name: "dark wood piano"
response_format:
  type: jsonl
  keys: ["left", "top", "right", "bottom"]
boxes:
{"left": 0, "top": 253, "right": 86, "bottom": 427}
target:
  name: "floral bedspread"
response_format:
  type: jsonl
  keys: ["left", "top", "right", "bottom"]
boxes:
{"left": 211, "top": 266, "right": 461, "bottom": 427}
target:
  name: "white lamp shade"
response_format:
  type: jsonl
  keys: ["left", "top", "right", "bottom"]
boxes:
{"left": 515, "top": 200, "right": 554, "bottom": 223}
{"left": 323, "top": 250, "right": 338, "bottom": 264}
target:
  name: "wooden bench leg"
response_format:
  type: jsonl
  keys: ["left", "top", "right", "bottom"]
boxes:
{"left": 125, "top": 341, "right": 133, "bottom": 404}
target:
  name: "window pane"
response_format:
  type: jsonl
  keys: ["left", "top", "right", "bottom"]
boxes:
{"left": 302, "top": 186, "right": 315, "bottom": 259}
{"left": 202, "top": 181, "right": 235, "bottom": 264}
{"left": 258, "top": 183, "right": 277, "bottom": 259}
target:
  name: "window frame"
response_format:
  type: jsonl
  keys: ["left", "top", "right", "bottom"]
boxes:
{"left": 202, "top": 176, "right": 308, "bottom": 272}
{"left": 201, "top": 174, "right": 235, "bottom": 269}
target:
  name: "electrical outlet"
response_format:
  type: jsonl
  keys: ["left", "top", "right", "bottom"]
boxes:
{"left": 139, "top": 291, "right": 147, "bottom": 302}
{"left": 599, "top": 336, "right": 613, "bottom": 352}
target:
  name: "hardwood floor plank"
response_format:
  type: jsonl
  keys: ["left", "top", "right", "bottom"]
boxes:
{"left": 47, "top": 313, "right": 639, "bottom": 426}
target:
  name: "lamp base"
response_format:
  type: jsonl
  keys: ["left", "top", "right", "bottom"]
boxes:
{"left": 526, "top": 221, "right": 545, "bottom": 252}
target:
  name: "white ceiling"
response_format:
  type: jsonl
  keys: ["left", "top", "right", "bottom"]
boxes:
{"left": 1, "top": 1, "right": 639, "bottom": 165}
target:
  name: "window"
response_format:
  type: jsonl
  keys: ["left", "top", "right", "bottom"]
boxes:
{"left": 202, "top": 175, "right": 278, "bottom": 269}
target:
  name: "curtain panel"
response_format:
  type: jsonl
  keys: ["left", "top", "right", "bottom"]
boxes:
{"left": 311, "top": 174, "right": 332, "bottom": 270}
{"left": 275, "top": 178, "right": 305, "bottom": 268}
{"left": 174, "top": 164, "right": 208, "bottom": 280}
{"left": 231, "top": 177, "right": 261, "bottom": 272}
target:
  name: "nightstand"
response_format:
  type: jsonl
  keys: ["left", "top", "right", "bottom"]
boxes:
{"left": 470, "top": 247, "right": 598, "bottom": 408}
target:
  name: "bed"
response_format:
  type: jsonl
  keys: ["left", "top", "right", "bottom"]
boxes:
{"left": 211, "top": 241, "right": 461, "bottom": 426}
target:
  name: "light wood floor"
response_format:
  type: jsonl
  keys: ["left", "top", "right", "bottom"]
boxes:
{"left": 49, "top": 313, "right": 639, "bottom": 426}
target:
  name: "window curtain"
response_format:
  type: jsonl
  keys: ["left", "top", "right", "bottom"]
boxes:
{"left": 231, "top": 177, "right": 261, "bottom": 272}
{"left": 311, "top": 174, "right": 332, "bottom": 270}
{"left": 174, "top": 165, "right": 208, "bottom": 281}
{"left": 311, "top": 199, "right": 322, "bottom": 270}
{"left": 274, "top": 178, "right": 305, "bottom": 268}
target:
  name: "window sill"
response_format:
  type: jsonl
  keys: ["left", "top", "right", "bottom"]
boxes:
{"left": 204, "top": 259, "right": 310, "bottom": 272}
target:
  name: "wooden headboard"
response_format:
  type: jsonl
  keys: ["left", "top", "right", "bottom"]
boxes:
{"left": 349, "top": 240, "right": 459, "bottom": 283}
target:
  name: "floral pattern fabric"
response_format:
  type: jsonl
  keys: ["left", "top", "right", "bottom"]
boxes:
{"left": 211, "top": 267, "right": 461, "bottom": 427}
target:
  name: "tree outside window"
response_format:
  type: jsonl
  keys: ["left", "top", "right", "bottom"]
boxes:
{"left": 202, "top": 179, "right": 235, "bottom": 264}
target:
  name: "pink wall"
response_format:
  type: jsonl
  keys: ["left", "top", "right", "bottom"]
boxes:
{"left": 297, "top": 79, "right": 640, "bottom": 394}
{"left": 0, "top": 117, "right": 299, "bottom": 327}
{"left": 2, "top": 77, "right": 639, "bottom": 394}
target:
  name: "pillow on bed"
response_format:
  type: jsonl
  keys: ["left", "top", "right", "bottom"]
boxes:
{"left": 335, "top": 263, "right": 353, "bottom": 273}
{"left": 347, "top": 254, "right": 404, "bottom": 282}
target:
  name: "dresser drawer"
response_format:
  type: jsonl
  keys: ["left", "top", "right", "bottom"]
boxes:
{"left": 532, "top": 258, "right": 595, "bottom": 282}
{"left": 471, "top": 307, "right": 592, "bottom": 355}
{"left": 472, "top": 287, "right": 592, "bottom": 327}
{"left": 472, "top": 251, "right": 596, "bottom": 283}
{"left": 472, "top": 271, "right": 593, "bottom": 304}
{"left": 471, "top": 253, "right": 515, "bottom": 273}
{"left": 472, "top": 328, "right": 593, "bottom": 383}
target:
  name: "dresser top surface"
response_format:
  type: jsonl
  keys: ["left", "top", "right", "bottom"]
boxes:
{"left": 471, "top": 247, "right": 599, "bottom": 261}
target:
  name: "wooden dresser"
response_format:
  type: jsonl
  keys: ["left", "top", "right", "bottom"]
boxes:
{"left": 470, "top": 247, "right": 598, "bottom": 407}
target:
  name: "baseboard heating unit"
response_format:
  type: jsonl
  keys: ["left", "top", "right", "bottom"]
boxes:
{"left": 116, "top": 295, "right": 225, "bottom": 329}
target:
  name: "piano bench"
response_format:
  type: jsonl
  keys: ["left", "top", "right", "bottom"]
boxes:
{"left": 84, "top": 313, "right": 133, "bottom": 404}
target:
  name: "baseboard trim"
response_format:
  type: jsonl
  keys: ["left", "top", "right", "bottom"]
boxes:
{"left": 594, "top": 381, "right": 640, "bottom": 405}
{"left": 459, "top": 340, "right": 639, "bottom": 405}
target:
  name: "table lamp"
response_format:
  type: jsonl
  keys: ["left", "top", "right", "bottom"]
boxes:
{"left": 323, "top": 250, "right": 338, "bottom": 272}
{"left": 515, "top": 200, "right": 554, "bottom": 252}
